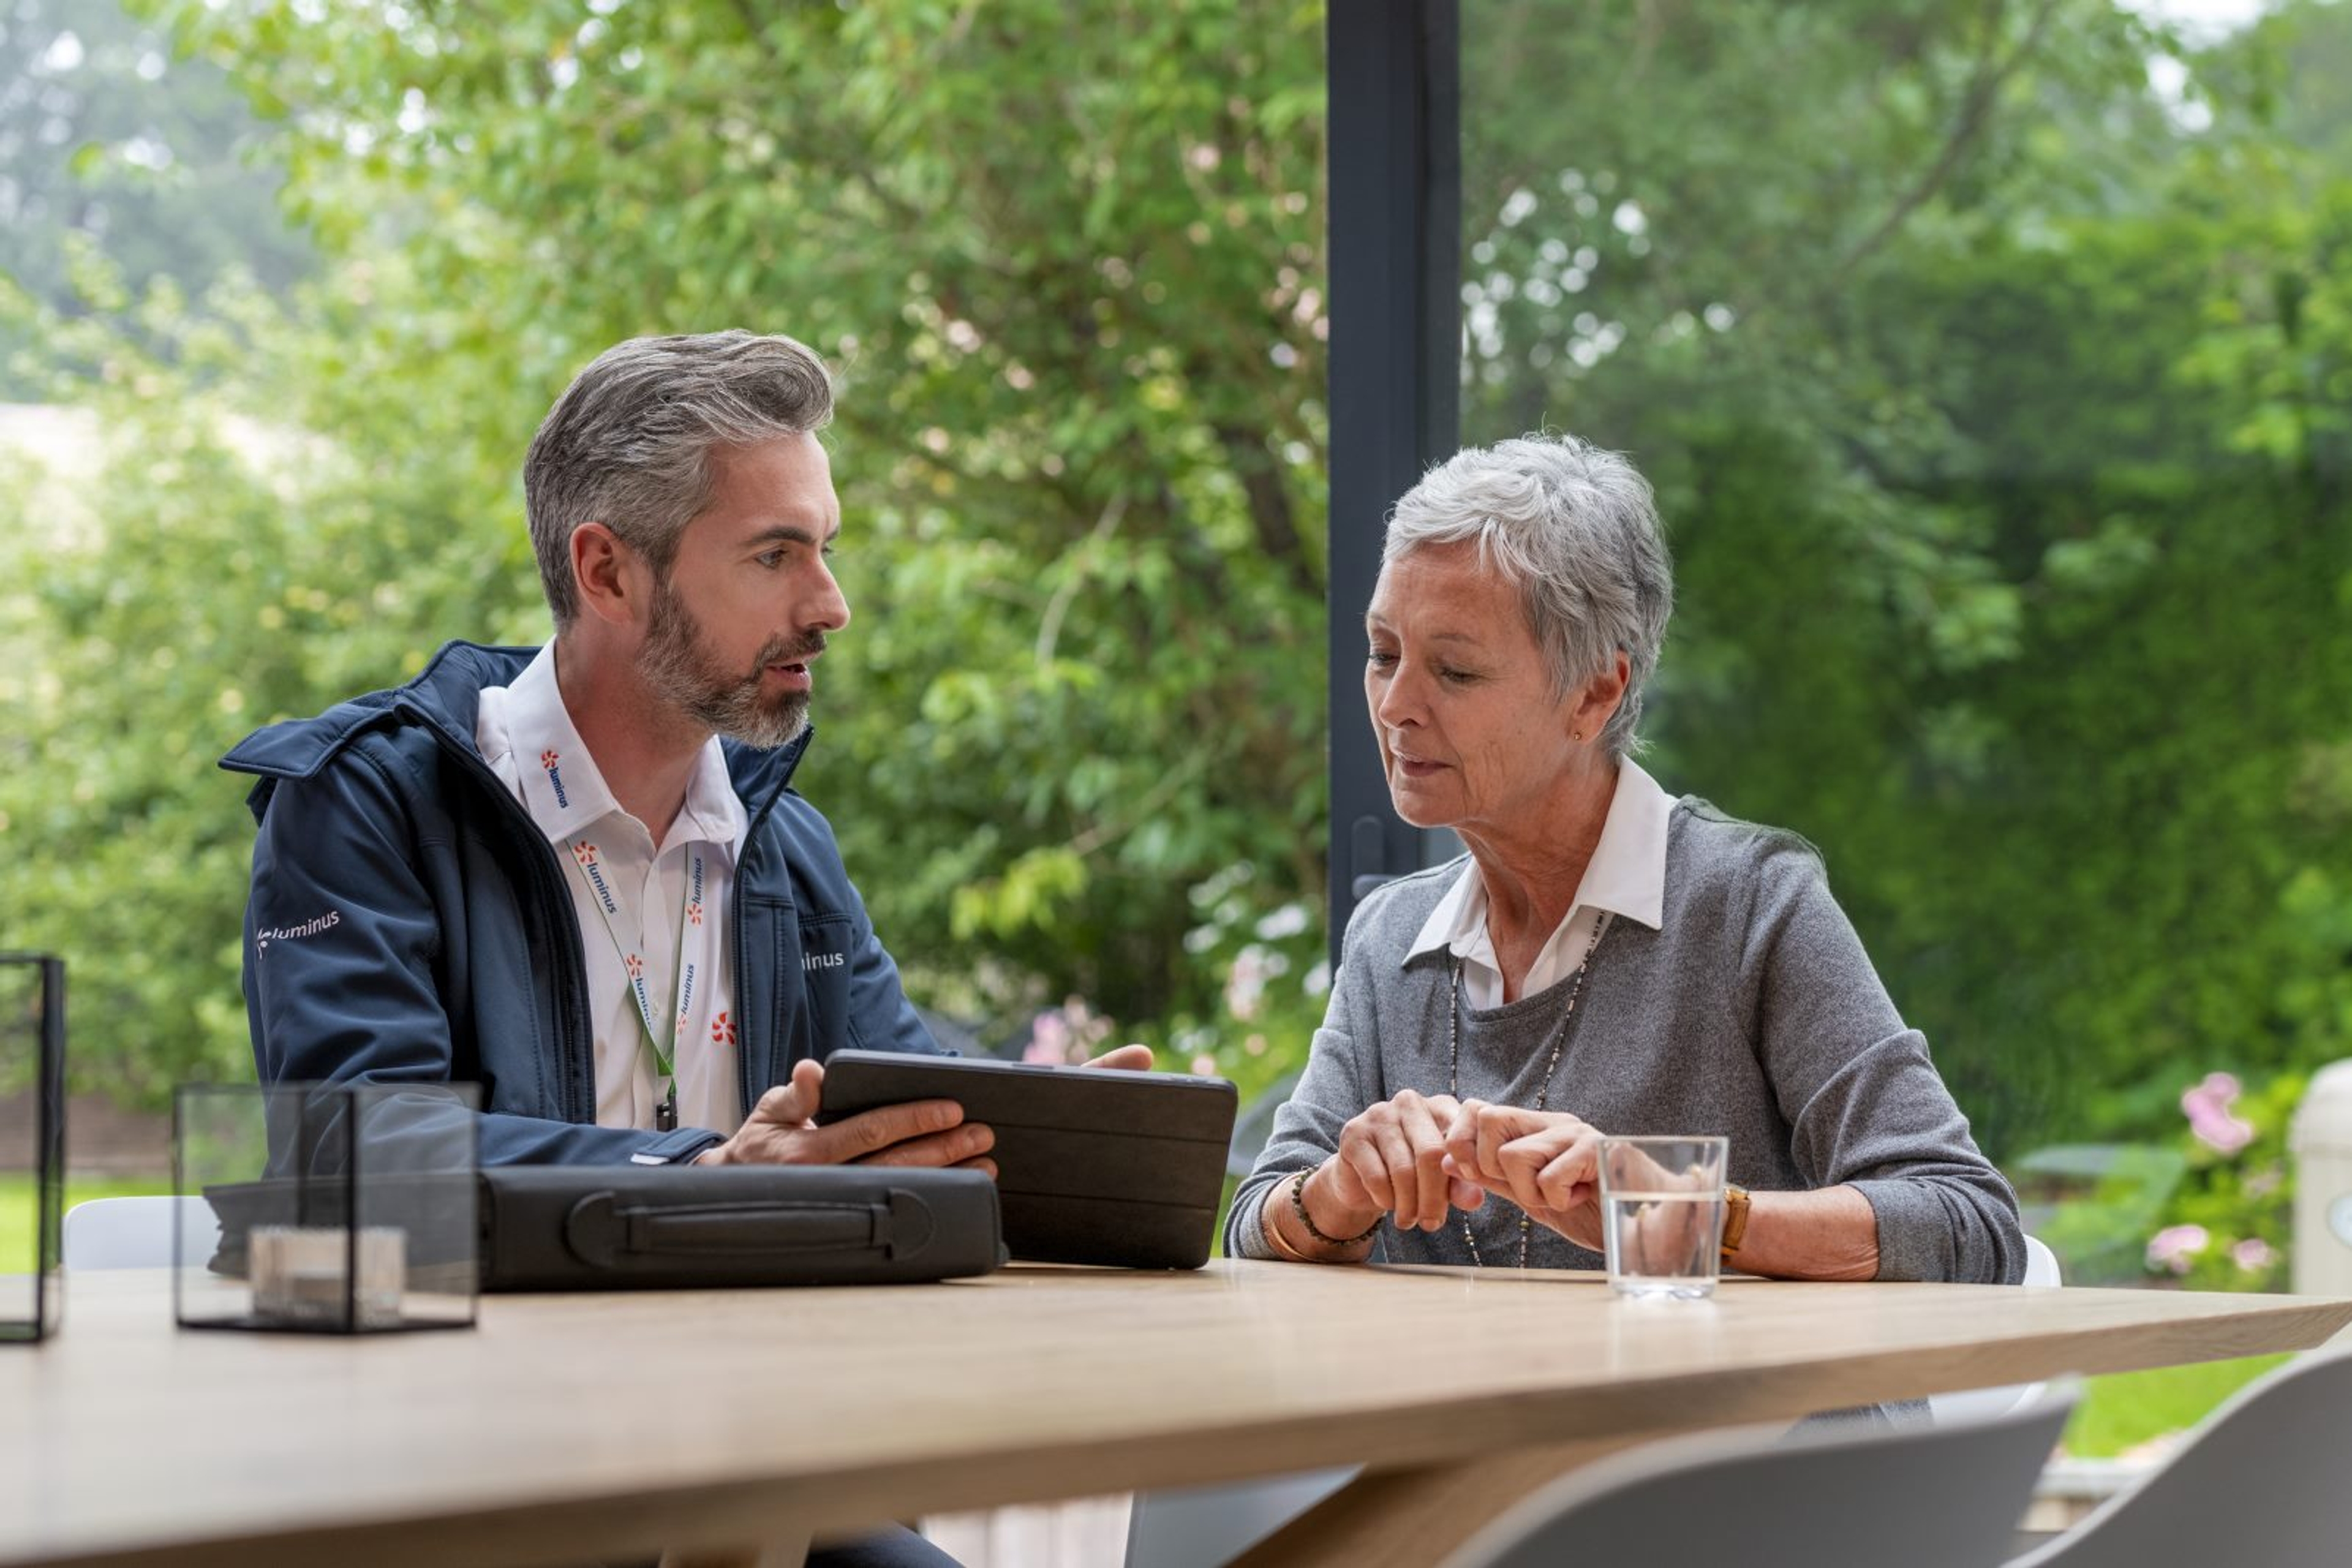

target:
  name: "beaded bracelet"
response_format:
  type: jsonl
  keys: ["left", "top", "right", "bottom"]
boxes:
{"left": 1291, "top": 1167, "right": 1382, "bottom": 1248}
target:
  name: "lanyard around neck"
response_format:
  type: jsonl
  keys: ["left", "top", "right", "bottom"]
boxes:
{"left": 566, "top": 838, "right": 706, "bottom": 1096}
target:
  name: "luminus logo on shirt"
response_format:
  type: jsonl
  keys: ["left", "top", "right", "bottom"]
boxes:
{"left": 802, "top": 951, "right": 845, "bottom": 971}
{"left": 540, "top": 748, "right": 571, "bottom": 809}
{"left": 571, "top": 841, "right": 619, "bottom": 915}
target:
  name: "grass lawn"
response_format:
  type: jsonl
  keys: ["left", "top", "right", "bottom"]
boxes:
{"left": 0, "top": 1172, "right": 172, "bottom": 1273}
{"left": 2066, "top": 1353, "right": 2290, "bottom": 1458}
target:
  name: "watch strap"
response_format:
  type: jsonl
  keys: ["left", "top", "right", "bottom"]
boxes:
{"left": 1719, "top": 1182, "right": 1752, "bottom": 1259}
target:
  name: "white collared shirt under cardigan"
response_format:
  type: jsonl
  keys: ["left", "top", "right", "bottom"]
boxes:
{"left": 1227, "top": 761, "right": 2027, "bottom": 1284}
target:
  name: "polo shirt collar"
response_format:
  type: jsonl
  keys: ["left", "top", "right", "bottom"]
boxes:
{"left": 500, "top": 644, "right": 746, "bottom": 860}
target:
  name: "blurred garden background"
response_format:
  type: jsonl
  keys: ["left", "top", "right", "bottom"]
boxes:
{"left": 2, "top": 0, "right": 2349, "bottom": 1455}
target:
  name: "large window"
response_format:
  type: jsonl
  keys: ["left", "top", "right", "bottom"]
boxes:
{"left": 1332, "top": 0, "right": 2352, "bottom": 1294}
{"left": 1454, "top": 0, "right": 2351, "bottom": 1272}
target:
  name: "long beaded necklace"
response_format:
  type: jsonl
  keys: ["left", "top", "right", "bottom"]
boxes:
{"left": 1447, "top": 911, "right": 1612, "bottom": 1269}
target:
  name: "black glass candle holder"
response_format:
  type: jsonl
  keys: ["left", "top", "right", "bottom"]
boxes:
{"left": 0, "top": 954, "right": 64, "bottom": 1344}
{"left": 174, "top": 1081, "right": 480, "bottom": 1334}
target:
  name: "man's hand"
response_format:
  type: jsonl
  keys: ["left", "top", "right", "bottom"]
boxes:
{"left": 1082, "top": 1044, "right": 1155, "bottom": 1071}
{"left": 696, "top": 1058, "right": 997, "bottom": 1175}
{"left": 1441, "top": 1101, "right": 1605, "bottom": 1250}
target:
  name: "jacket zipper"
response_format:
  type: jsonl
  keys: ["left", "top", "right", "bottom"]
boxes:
{"left": 731, "top": 729, "right": 812, "bottom": 1120}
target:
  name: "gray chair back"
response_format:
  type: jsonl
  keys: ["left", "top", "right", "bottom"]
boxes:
{"left": 2011, "top": 1350, "right": 2352, "bottom": 1568}
{"left": 1446, "top": 1382, "right": 2076, "bottom": 1568}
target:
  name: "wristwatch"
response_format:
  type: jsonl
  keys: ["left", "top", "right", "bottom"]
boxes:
{"left": 1719, "top": 1183, "right": 1752, "bottom": 1259}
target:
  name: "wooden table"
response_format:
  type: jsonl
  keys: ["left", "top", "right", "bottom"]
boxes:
{"left": 4, "top": 1263, "right": 2346, "bottom": 1568}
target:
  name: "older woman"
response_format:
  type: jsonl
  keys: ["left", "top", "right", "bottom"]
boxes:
{"left": 1227, "top": 434, "right": 2023, "bottom": 1283}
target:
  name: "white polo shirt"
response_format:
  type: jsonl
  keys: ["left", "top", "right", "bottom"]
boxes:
{"left": 476, "top": 644, "right": 747, "bottom": 1136}
{"left": 1405, "top": 759, "right": 1673, "bottom": 1007}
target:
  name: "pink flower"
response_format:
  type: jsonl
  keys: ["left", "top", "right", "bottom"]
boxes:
{"left": 2230, "top": 1237, "right": 2276, "bottom": 1272}
{"left": 1223, "top": 948, "right": 1271, "bottom": 1022}
{"left": 2147, "top": 1224, "right": 2210, "bottom": 1275}
{"left": 2182, "top": 1072, "right": 2255, "bottom": 1156}
{"left": 1189, "top": 1054, "right": 1218, "bottom": 1077}
{"left": 1024, "top": 1011, "right": 1074, "bottom": 1065}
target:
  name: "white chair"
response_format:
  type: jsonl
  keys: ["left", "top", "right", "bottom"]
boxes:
{"left": 1928, "top": 1235, "right": 2064, "bottom": 1427}
{"left": 1445, "top": 1381, "right": 2078, "bottom": 1568}
{"left": 2008, "top": 1349, "right": 2352, "bottom": 1567}
{"left": 61, "top": 1195, "right": 219, "bottom": 1270}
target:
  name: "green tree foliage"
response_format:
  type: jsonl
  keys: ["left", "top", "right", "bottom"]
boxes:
{"left": 0, "top": 0, "right": 312, "bottom": 390}
{"left": 1, "top": 0, "right": 1330, "bottom": 1098}
{"left": 1457, "top": 0, "right": 2352, "bottom": 1150}
{"left": 2, "top": 0, "right": 2346, "bottom": 1168}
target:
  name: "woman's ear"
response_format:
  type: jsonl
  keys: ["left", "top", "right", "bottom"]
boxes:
{"left": 1572, "top": 650, "right": 1632, "bottom": 744}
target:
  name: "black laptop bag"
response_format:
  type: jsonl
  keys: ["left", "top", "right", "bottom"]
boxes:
{"left": 477, "top": 1164, "right": 1006, "bottom": 1290}
{"left": 203, "top": 1164, "right": 1006, "bottom": 1291}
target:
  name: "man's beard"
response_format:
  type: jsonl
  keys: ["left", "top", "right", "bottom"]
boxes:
{"left": 636, "top": 581, "right": 821, "bottom": 751}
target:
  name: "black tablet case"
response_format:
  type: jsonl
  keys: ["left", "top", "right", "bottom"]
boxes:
{"left": 814, "top": 1050, "right": 1239, "bottom": 1270}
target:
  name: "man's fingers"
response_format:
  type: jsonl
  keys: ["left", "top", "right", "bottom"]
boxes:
{"left": 951, "top": 1155, "right": 1000, "bottom": 1180}
{"left": 816, "top": 1098, "right": 965, "bottom": 1161}
{"left": 854, "top": 1122, "right": 995, "bottom": 1169}
{"left": 1082, "top": 1044, "right": 1155, "bottom": 1071}
{"left": 750, "top": 1059, "right": 826, "bottom": 1129}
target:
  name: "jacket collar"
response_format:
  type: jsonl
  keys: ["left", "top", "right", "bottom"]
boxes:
{"left": 219, "top": 639, "right": 814, "bottom": 822}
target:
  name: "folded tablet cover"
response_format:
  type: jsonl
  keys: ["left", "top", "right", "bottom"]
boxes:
{"left": 815, "top": 1050, "right": 1239, "bottom": 1270}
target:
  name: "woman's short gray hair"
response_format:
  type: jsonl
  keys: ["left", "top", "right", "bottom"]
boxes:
{"left": 524, "top": 330, "right": 834, "bottom": 628}
{"left": 1384, "top": 432, "right": 1673, "bottom": 758}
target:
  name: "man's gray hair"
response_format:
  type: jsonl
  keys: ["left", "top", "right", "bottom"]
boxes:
{"left": 524, "top": 330, "right": 835, "bottom": 628}
{"left": 1384, "top": 433, "right": 1673, "bottom": 758}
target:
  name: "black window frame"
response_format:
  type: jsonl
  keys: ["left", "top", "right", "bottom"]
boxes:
{"left": 1324, "top": 2, "right": 1462, "bottom": 963}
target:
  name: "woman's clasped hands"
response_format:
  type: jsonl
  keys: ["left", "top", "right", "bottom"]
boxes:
{"left": 1439, "top": 1100, "right": 1608, "bottom": 1251}
{"left": 1302, "top": 1090, "right": 1609, "bottom": 1248}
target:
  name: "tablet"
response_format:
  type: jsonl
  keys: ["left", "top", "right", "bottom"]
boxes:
{"left": 813, "top": 1050, "right": 1238, "bottom": 1270}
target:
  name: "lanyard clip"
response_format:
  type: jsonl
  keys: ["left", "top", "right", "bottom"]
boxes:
{"left": 655, "top": 1087, "right": 677, "bottom": 1133}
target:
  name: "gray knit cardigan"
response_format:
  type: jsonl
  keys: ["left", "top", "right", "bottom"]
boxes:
{"left": 1226, "top": 799, "right": 2026, "bottom": 1283}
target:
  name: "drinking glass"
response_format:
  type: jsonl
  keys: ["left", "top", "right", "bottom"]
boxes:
{"left": 1598, "top": 1135, "right": 1728, "bottom": 1300}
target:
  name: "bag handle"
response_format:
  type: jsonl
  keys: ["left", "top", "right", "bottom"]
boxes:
{"left": 562, "top": 1188, "right": 938, "bottom": 1270}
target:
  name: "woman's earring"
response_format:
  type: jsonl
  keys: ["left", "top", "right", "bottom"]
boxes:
{"left": 1572, "top": 730, "right": 1584, "bottom": 742}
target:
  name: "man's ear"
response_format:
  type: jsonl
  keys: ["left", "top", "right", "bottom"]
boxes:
{"left": 569, "top": 522, "right": 644, "bottom": 628}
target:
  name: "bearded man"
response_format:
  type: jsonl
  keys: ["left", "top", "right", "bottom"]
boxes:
{"left": 226, "top": 331, "right": 1146, "bottom": 1183}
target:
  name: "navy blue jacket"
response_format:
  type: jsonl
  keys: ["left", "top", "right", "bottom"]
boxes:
{"left": 221, "top": 641, "right": 943, "bottom": 1167}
